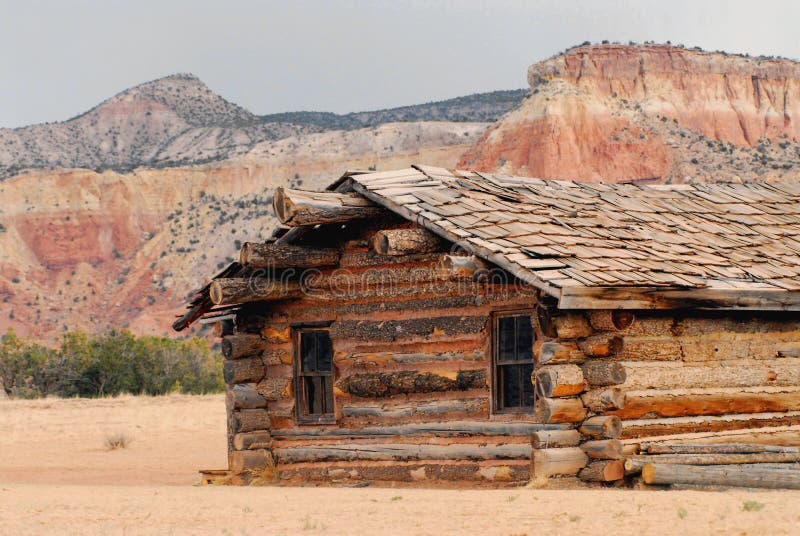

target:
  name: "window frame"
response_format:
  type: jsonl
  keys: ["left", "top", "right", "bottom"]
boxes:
{"left": 491, "top": 310, "right": 537, "bottom": 414}
{"left": 293, "top": 326, "right": 336, "bottom": 424}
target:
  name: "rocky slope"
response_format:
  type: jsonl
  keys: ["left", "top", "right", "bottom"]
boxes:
{"left": 460, "top": 44, "right": 800, "bottom": 182}
{"left": 0, "top": 122, "right": 485, "bottom": 340}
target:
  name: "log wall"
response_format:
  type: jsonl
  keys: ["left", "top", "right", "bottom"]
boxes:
{"left": 220, "top": 233, "right": 550, "bottom": 485}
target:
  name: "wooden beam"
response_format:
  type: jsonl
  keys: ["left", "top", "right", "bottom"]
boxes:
{"left": 272, "top": 421, "right": 570, "bottom": 439}
{"left": 532, "top": 447, "right": 589, "bottom": 477}
{"left": 581, "top": 361, "right": 627, "bottom": 386}
{"left": 579, "top": 416, "right": 622, "bottom": 439}
{"left": 274, "top": 443, "right": 531, "bottom": 463}
{"left": 581, "top": 439, "right": 624, "bottom": 459}
{"left": 534, "top": 364, "right": 586, "bottom": 397}
{"left": 209, "top": 278, "right": 302, "bottom": 306}
{"left": 239, "top": 242, "right": 340, "bottom": 269}
{"left": 372, "top": 228, "right": 446, "bottom": 256}
{"left": 273, "top": 187, "right": 386, "bottom": 226}
{"left": 553, "top": 313, "right": 592, "bottom": 339}
{"left": 535, "top": 397, "right": 588, "bottom": 423}
{"left": 531, "top": 429, "right": 582, "bottom": 449}
{"left": 587, "top": 310, "right": 636, "bottom": 331}
{"left": 579, "top": 460, "right": 624, "bottom": 482}
{"left": 222, "top": 334, "right": 264, "bottom": 360}
{"left": 641, "top": 463, "right": 800, "bottom": 489}
{"left": 581, "top": 388, "right": 627, "bottom": 412}
{"left": 537, "top": 341, "right": 587, "bottom": 365}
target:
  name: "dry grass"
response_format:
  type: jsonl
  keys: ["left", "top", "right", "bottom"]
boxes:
{"left": 104, "top": 432, "right": 133, "bottom": 450}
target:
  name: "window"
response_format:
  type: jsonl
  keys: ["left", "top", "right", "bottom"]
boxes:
{"left": 294, "top": 329, "right": 335, "bottom": 423}
{"left": 492, "top": 313, "right": 535, "bottom": 412}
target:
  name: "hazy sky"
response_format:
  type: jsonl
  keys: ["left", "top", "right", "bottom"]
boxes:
{"left": 2, "top": 0, "right": 799, "bottom": 128}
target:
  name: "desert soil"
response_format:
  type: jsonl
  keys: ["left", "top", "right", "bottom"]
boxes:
{"left": 1, "top": 394, "right": 799, "bottom": 535}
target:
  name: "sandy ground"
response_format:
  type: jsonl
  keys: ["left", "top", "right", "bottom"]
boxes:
{"left": 2, "top": 394, "right": 800, "bottom": 535}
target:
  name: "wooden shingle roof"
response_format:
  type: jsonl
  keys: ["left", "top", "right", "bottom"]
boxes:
{"left": 348, "top": 166, "right": 800, "bottom": 310}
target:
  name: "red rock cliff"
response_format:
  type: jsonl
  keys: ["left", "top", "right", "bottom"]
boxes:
{"left": 459, "top": 44, "right": 800, "bottom": 182}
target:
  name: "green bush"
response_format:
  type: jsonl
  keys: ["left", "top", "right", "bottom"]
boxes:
{"left": 0, "top": 328, "right": 223, "bottom": 398}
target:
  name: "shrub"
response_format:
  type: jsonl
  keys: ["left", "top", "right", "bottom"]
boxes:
{"left": 0, "top": 328, "right": 223, "bottom": 398}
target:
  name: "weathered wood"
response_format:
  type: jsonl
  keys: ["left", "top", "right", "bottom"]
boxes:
{"left": 223, "top": 357, "right": 265, "bottom": 385}
{"left": 579, "top": 416, "right": 622, "bottom": 439}
{"left": 255, "top": 377, "right": 291, "bottom": 401}
{"left": 233, "top": 431, "right": 273, "bottom": 451}
{"left": 336, "top": 369, "right": 486, "bottom": 398}
{"left": 641, "top": 463, "right": 800, "bottom": 489}
{"left": 330, "top": 315, "right": 487, "bottom": 342}
{"left": 644, "top": 443, "right": 800, "bottom": 455}
{"left": 230, "top": 449, "right": 273, "bottom": 474}
{"left": 227, "top": 383, "right": 267, "bottom": 409}
{"left": 340, "top": 398, "right": 488, "bottom": 421}
{"left": 621, "top": 412, "right": 800, "bottom": 439}
{"left": 581, "top": 361, "right": 627, "bottom": 387}
{"left": 275, "top": 443, "right": 531, "bottom": 463}
{"left": 614, "top": 336, "right": 682, "bottom": 361}
{"left": 537, "top": 341, "right": 587, "bottom": 365}
{"left": 232, "top": 409, "right": 271, "bottom": 433}
{"left": 578, "top": 335, "right": 625, "bottom": 357}
{"left": 535, "top": 397, "right": 588, "bottom": 423}
{"left": 609, "top": 387, "right": 800, "bottom": 420}
{"left": 372, "top": 228, "right": 445, "bottom": 256}
{"left": 630, "top": 452, "right": 800, "bottom": 465}
{"left": 210, "top": 278, "right": 302, "bottom": 306}
{"left": 778, "top": 343, "right": 800, "bottom": 357}
{"left": 581, "top": 388, "right": 627, "bottom": 412}
{"left": 239, "top": 242, "right": 340, "bottom": 269}
{"left": 579, "top": 460, "right": 624, "bottom": 482}
{"left": 535, "top": 364, "right": 585, "bottom": 397}
{"left": 531, "top": 429, "right": 582, "bottom": 449}
{"left": 531, "top": 447, "right": 589, "bottom": 477}
{"left": 581, "top": 439, "right": 624, "bottom": 460}
{"left": 222, "top": 334, "right": 265, "bottom": 360}
{"left": 553, "top": 313, "right": 593, "bottom": 339}
{"left": 620, "top": 359, "right": 800, "bottom": 390}
{"left": 273, "top": 421, "right": 570, "bottom": 439}
{"left": 439, "top": 254, "right": 490, "bottom": 279}
{"left": 624, "top": 458, "right": 647, "bottom": 475}
{"left": 587, "top": 310, "right": 636, "bottom": 332}
{"left": 273, "top": 187, "right": 386, "bottom": 226}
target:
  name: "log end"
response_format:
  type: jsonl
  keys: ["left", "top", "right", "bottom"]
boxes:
{"left": 641, "top": 463, "right": 656, "bottom": 484}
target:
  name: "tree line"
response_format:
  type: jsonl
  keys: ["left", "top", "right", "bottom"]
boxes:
{"left": 0, "top": 329, "right": 224, "bottom": 399}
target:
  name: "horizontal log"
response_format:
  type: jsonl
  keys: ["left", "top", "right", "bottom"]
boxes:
{"left": 578, "top": 334, "right": 624, "bottom": 357}
{"left": 587, "top": 310, "right": 636, "bottom": 332}
{"left": 531, "top": 447, "right": 589, "bottom": 477}
{"left": 232, "top": 409, "right": 271, "bottom": 434}
{"left": 579, "top": 416, "right": 622, "bottom": 439}
{"left": 372, "top": 228, "right": 446, "bottom": 256}
{"left": 535, "top": 397, "right": 588, "bottom": 424}
{"left": 679, "top": 330, "right": 800, "bottom": 362}
{"left": 537, "top": 341, "right": 587, "bottom": 365}
{"left": 273, "top": 187, "right": 386, "bottom": 226}
{"left": 210, "top": 278, "right": 302, "bottom": 306}
{"left": 608, "top": 387, "right": 800, "bottom": 420}
{"left": 581, "top": 361, "right": 626, "bottom": 387}
{"left": 223, "top": 357, "right": 265, "bottom": 385}
{"left": 535, "top": 364, "right": 585, "bottom": 397}
{"left": 778, "top": 343, "right": 800, "bottom": 357}
{"left": 274, "top": 443, "right": 531, "bottom": 463}
{"left": 579, "top": 460, "right": 624, "bottom": 482}
{"left": 581, "top": 439, "right": 624, "bottom": 460}
{"left": 553, "top": 313, "right": 593, "bottom": 339}
{"left": 272, "top": 421, "right": 571, "bottom": 439}
{"left": 644, "top": 443, "right": 800, "bottom": 455}
{"left": 330, "top": 315, "right": 487, "bottom": 342}
{"left": 642, "top": 463, "right": 800, "bottom": 489}
{"left": 227, "top": 383, "right": 267, "bottom": 409}
{"left": 230, "top": 449, "right": 273, "bottom": 474}
{"left": 340, "top": 398, "right": 488, "bottom": 421}
{"left": 222, "top": 334, "right": 265, "bottom": 360}
{"left": 620, "top": 358, "right": 800, "bottom": 390}
{"left": 531, "top": 429, "right": 582, "bottom": 449}
{"left": 630, "top": 452, "right": 800, "bottom": 465}
{"left": 581, "top": 388, "right": 627, "bottom": 412}
{"left": 621, "top": 412, "right": 800, "bottom": 439}
{"left": 335, "top": 369, "right": 486, "bottom": 398}
{"left": 239, "top": 242, "right": 340, "bottom": 269}
{"left": 614, "top": 336, "right": 682, "bottom": 361}
{"left": 233, "top": 431, "right": 273, "bottom": 451}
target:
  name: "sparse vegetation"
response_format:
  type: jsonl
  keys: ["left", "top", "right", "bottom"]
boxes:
{"left": 104, "top": 432, "right": 133, "bottom": 450}
{"left": 0, "top": 328, "right": 223, "bottom": 399}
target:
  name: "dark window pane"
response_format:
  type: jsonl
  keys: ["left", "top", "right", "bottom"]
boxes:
{"left": 316, "top": 332, "right": 333, "bottom": 372}
{"left": 516, "top": 316, "right": 533, "bottom": 361}
{"left": 300, "top": 332, "right": 317, "bottom": 372}
{"left": 501, "top": 365, "right": 521, "bottom": 408}
{"left": 497, "top": 316, "right": 516, "bottom": 362}
{"left": 521, "top": 363, "right": 534, "bottom": 407}
{"left": 303, "top": 376, "right": 316, "bottom": 415}
{"left": 323, "top": 376, "right": 334, "bottom": 414}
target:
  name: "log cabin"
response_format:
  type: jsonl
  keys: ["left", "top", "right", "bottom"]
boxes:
{"left": 175, "top": 165, "right": 800, "bottom": 487}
